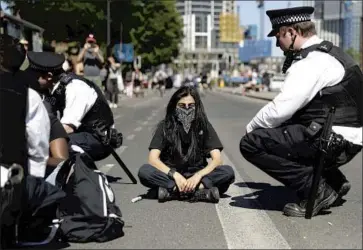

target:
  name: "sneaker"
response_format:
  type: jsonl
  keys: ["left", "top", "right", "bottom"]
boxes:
{"left": 113, "top": 104, "right": 118, "bottom": 108}
{"left": 283, "top": 182, "right": 338, "bottom": 217}
{"left": 189, "top": 187, "right": 220, "bottom": 203}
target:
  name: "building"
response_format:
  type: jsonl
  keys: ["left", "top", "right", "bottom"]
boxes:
{"left": 174, "top": 0, "right": 240, "bottom": 74}
{"left": 302, "top": 0, "right": 362, "bottom": 59}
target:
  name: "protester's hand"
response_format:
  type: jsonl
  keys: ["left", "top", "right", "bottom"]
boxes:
{"left": 185, "top": 173, "right": 202, "bottom": 193}
{"left": 84, "top": 43, "right": 90, "bottom": 49}
{"left": 173, "top": 172, "right": 187, "bottom": 193}
{"left": 93, "top": 45, "right": 99, "bottom": 53}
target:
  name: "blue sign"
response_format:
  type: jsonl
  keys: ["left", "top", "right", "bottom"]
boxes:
{"left": 114, "top": 43, "right": 134, "bottom": 62}
{"left": 239, "top": 40, "right": 272, "bottom": 62}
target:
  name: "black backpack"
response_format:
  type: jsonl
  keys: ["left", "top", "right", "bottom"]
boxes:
{"left": 15, "top": 153, "right": 124, "bottom": 246}
{"left": 57, "top": 153, "right": 125, "bottom": 243}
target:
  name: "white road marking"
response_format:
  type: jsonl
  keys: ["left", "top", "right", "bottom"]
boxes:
{"left": 99, "top": 146, "right": 128, "bottom": 173}
{"left": 142, "top": 121, "right": 148, "bottom": 125}
{"left": 147, "top": 116, "right": 153, "bottom": 121}
{"left": 216, "top": 152, "right": 291, "bottom": 249}
{"left": 126, "top": 134, "right": 135, "bottom": 140}
{"left": 134, "top": 126, "right": 143, "bottom": 132}
{"left": 114, "top": 114, "right": 123, "bottom": 120}
{"left": 116, "top": 145, "right": 128, "bottom": 154}
{"left": 100, "top": 164, "right": 115, "bottom": 173}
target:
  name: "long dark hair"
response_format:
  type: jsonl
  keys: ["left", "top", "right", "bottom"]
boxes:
{"left": 157, "top": 86, "right": 208, "bottom": 165}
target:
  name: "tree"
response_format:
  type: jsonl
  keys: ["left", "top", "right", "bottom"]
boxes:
{"left": 11, "top": 0, "right": 106, "bottom": 43}
{"left": 129, "top": 0, "right": 183, "bottom": 69}
{"left": 345, "top": 48, "right": 361, "bottom": 64}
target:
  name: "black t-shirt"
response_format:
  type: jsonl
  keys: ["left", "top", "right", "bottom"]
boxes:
{"left": 43, "top": 100, "right": 69, "bottom": 142}
{"left": 149, "top": 121, "right": 223, "bottom": 169}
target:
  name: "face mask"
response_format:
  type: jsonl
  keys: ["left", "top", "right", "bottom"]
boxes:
{"left": 175, "top": 106, "right": 195, "bottom": 133}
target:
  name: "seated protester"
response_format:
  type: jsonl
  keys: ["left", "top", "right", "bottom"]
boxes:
{"left": 26, "top": 51, "right": 120, "bottom": 162}
{"left": 138, "top": 86, "right": 235, "bottom": 203}
{"left": 240, "top": 7, "right": 362, "bottom": 217}
{"left": 0, "top": 34, "right": 50, "bottom": 178}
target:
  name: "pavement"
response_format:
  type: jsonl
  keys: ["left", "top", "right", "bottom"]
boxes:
{"left": 215, "top": 86, "right": 278, "bottom": 101}
{"left": 60, "top": 89, "right": 361, "bottom": 249}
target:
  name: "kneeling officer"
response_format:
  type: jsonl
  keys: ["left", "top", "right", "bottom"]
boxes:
{"left": 27, "top": 51, "right": 122, "bottom": 161}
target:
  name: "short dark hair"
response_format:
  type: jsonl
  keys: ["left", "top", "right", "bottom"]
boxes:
{"left": 281, "top": 21, "right": 317, "bottom": 37}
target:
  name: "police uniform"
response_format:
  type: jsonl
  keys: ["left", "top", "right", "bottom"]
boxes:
{"left": 0, "top": 34, "right": 50, "bottom": 179}
{"left": 239, "top": 7, "right": 362, "bottom": 217}
{"left": 27, "top": 51, "right": 115, "bottom": 161}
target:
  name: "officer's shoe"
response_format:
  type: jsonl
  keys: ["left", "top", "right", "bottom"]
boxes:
{"left": 158, "top": 187, "right": 179, "bottom": 203}
{"left": 189, "top": 187, "right": 220, "bottom": 203}
{"left": 283, "top": 182, "right": 338, "bottom": 217}
{"left": 337, "top": 181, "right": 351, "bottom": 197}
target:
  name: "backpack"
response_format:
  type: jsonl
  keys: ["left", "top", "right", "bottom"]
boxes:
{"left": 57, "top": 153, "right": 124, "bottom": 243}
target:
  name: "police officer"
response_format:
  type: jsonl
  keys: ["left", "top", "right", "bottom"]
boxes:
{"left": 0, "top": 34, "right": 50, "bottom": 178}
{"left": 27, "top": 51, "right": 118, "bottom": 161}
{"left": 0, "top": 34, "right": 51, "bottom": 248}
{"left": 239, "top": 7, "right": 362, "bottom": 217}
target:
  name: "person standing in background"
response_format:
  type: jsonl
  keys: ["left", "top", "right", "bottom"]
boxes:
{"left": 77, "top": 34, "right": 104, "bottom": 89}
{"left": 106, "top": 55, "right": 121, "bottom": 108}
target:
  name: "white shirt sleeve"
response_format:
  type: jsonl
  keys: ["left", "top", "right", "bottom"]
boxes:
{"left": 60, "top": 79, "right": 98, "bottom": 129}
{"left": 26, "top": 88, "right": 50, "bottom": 178}
{"left": 246, "top": 51, "right": 345, "bottom": 133}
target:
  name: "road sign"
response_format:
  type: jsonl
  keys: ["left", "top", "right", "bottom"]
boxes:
{"left": 114, "top": 43, "right": 134, "bottom": 62}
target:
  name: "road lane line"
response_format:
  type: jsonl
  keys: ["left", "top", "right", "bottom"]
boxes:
{"left": 134, "top": 126, "right": 143, "bottom": 132}
{"left": 126, "top": 134, "right": 135, "bottom": 140}
{"left": 114, "top": 114, "right": 124, "bottom": 120}
{"left": 216, "top": 152, "right": 291, "bottom": 249}
{"left": 142, "top": 121, "right": 148, "bottom": 125}
{"left": 100, "top": 164, "right": 115, "bottom": 173}
{"left": 100, "top": 146, "right": 128, "bottom": 173}
{"left": 117, "top": 145, "right": 128, "bottom": 154}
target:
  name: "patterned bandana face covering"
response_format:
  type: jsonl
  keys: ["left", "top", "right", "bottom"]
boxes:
{"left": 175, "top": 107, "right": 196, "bottom": 133}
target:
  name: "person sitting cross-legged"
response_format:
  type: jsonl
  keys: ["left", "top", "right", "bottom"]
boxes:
{"left": 138, "top": 86, "right": 235, "bottom": 203}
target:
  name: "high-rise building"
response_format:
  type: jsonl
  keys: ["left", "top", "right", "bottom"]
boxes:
{"left": 302, "top": 0, "right": 362, "bottom": 55}
{"left": 175, "top": 0, "right": 239, "bottom": 73}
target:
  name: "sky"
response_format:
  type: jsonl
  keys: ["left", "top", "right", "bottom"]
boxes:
{"left": 238, "top": 0, "right": 303, "bottom": 57}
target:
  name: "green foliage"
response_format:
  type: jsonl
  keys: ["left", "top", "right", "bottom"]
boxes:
{"left": 12, "top": 0, "right": 183, "bottom": 68}
{"left": 345, "top": 48, "right": 361, "bottom": 63}
{"left": 129, "top": 0, "right": 184, "bottom": 68}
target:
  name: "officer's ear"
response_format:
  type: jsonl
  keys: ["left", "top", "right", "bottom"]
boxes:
{"left": 287, "top": 27, "right": 296, "bottom": 37}
{"left": 46, "top": 72, "right": 53, "bottom": 81}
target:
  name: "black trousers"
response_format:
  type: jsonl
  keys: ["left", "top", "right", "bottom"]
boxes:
{"left": 240, "top": 124, "right": 362, "bottom": 199}
{"left": 68, "top": 132, "right": 112, "bottom": 161}
{"left": 138, "top": 164, "right": 235, "bottom": 194}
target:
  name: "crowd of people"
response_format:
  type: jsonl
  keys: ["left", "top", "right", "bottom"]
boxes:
{"left": 0, "top": 5, "right": 362, "bottom": 249}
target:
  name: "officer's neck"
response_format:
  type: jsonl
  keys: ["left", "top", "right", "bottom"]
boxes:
{"left": 292, "top": 34, "right": 315, "bottom": 51}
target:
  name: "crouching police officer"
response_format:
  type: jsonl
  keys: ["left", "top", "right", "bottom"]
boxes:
{"left": 239, "top": 6, "right": 362, "bottom": 217}
{"left": 27, "top": 51, "right": 122, "bottom": 161}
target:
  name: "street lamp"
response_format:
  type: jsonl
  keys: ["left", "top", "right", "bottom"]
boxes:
{"left": 107, "top": 0, "right": 111, "bottom": 45}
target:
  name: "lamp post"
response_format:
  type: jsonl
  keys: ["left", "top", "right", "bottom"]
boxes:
{"left": 107, "top": 0, "right": 111, "bottom": 45}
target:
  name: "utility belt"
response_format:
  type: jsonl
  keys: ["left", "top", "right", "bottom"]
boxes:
{"left": 304, "top": 121, "right": 360, "bottom": 168}
{"left": 82, "top": 125, "right": 123, "bottom": 149}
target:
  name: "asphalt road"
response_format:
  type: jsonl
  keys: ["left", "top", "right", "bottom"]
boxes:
{"left": 64, "top": 89, "right": 362, "bottom": 249}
